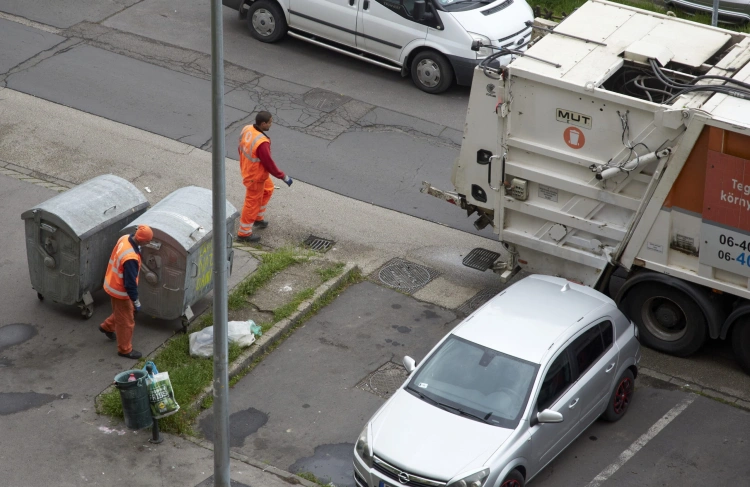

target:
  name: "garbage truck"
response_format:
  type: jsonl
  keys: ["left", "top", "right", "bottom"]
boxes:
{"left": 422, "top": 0, "right": 750, "bottom": 373}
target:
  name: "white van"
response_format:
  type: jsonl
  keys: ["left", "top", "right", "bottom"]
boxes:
{"left": 222, "top": 0, "right": 534, "bottom": 93}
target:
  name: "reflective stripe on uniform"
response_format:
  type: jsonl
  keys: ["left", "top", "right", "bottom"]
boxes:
{"left": 104, "top": 280, "right": 129, "bottom": 298}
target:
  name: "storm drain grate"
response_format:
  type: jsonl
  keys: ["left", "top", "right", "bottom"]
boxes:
{"left": 375, "top": 258, "right": 438, "bottom": 294}
{"left": 457, "top": 288, "right": 503, "bottom": 315}
{"left": 462, "top": 248, "right": 501, "bottom": 271}
{"left": 302, "top": 88, "right": 351, "bottom": 113}
{"left": 303, "top": 235, "right": 334, "bottom": 253}
{"left": 356, "top": 362, "right": 408, "bottom": 399}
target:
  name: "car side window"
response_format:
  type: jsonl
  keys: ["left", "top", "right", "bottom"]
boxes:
{"left": 572, "top": 324, "right": 606, "bottom": 376}
{"left": 537, "top": 350, "right": 573, "bottom": 411}
{"left": 377, "top": 0, "right": 415, "bottom": 18}
{"left": 600, "top": 320, "right": 614, "bottom": 349}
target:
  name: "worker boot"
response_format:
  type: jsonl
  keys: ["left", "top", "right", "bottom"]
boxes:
{"left": 99, "top": 325, "right": 116, "bottom": 341}
{"left": 236, "top": 234, "right": 261, "bottom": 243}
{"left": 253, "top": 220, "right": 269, "bottom": 229}
{"left": 118, "top": 350, "right": 142, "bottom": 359}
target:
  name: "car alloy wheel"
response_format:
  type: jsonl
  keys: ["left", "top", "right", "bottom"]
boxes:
{"left": 415, "top": 58, "right": 441, "bottom": 88}
{"left": 613, "top": 376, "right": 633, "bottom": 415}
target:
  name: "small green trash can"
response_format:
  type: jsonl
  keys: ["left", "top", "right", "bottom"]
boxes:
{"left": 114, "top": 369, "right": 152, "bottom": 430}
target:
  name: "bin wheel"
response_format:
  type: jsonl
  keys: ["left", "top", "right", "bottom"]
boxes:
{"left": 37, "top": 293, "right": 44, "bottom": 301}
{"left": 81, "top": 305, "right": 94, "bottom": 320}
{"left": 181, "top": 317, "right": 190, "bottom": 334}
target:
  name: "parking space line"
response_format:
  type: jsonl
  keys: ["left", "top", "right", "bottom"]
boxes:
{"left": 585, "top": 395, "right": 696, "bottom": 487}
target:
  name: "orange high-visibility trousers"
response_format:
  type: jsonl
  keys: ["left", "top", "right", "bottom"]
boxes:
{"left": 100, "top": 297, "right": 135, "bottom": 355}
{"left": 238, "top": 176, "right": 275, "bottom": 237}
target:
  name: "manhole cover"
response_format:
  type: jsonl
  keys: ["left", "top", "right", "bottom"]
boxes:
{"left": 457, "top": 288, "right": 503, "bottom": 315}
{"left": 303, "top": 235, "right": 334, "bottom": 253}
{"left": 375, "top": 258, "right": 438, "bottom": 294}
{"left": 356, "top": 362, "right": 408, "bottom": 399}
{"left": 462, "top": 248, "right": 501, "bottom": 271}
{"left": 302, "top": 88, "right": 350, "bottom": 113}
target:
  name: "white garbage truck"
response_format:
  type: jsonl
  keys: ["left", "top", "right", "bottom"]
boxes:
{"left": 422, "top": 0, "right": 750, "bottom": 373}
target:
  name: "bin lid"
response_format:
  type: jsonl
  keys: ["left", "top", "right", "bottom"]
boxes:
{"left": 122, "top": 186, "right": 239, "bottom": 254}
{"left": 20, "top": 174, "right": 149, "bottom": 241}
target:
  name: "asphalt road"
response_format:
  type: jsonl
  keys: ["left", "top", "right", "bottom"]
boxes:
{"left": 0, "top": 1, "right": 483, "bottom": 238}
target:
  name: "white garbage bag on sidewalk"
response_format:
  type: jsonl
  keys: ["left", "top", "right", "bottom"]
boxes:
{"left": 189, "top": 320, "right": 257, "bottom": 358}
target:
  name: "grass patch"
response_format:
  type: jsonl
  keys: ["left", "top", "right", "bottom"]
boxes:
{"left": 296, "top": 472, "right": 332, "bottom": 486}
{"left": 532, "top": 0, "right": 750, "bottom": 32}
{"left": 228, "top": 246, "right": 310, "bottom": 310}
{"left": 316, "top": 262, "right": 346, "bottom": 282}
{"left": 273, "top": 288, "right": 315, "bottom": 323}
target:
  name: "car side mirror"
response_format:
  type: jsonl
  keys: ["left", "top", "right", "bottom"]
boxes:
{"left": 414, "top": 0, "right": 425, "bottom": 22}
{"left": 403, "top": 356, "right": 416, "bottom": 373}
{"left": 536, "top": 409, "right": 564, "bottom": 424}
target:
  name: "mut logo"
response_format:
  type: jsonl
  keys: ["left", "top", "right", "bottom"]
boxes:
{"left": 556, "top": 109, "right": 592, "bottom": 129}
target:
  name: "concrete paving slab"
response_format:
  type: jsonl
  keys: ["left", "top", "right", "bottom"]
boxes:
{"left": 197, "top": 281, "right": 459, "bottom": 487}
{"left": 249, "top": 260, "right": 328, "bottom": 312}
{"left": 412, "top": 275, "right": 479, "bottom": 309}
{"left": 0, "top": 17, "right": 65, "bottom": 74}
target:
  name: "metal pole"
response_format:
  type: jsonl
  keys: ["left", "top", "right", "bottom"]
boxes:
{"left": 210, "top": 0, "right": 230, "bottom": 486}
{"left": 712, "top": 0, "right": 720, "bottom": 27}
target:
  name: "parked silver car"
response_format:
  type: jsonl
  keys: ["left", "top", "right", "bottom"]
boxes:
{"left": 353, "top": 275, "right": 641, "bottom": 487}
{"left": 667, "top": 0, "right": 750, "bottom": 23}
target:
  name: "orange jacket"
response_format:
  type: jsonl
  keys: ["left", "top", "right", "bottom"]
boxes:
{"left": 104, "top": 235, "right": 141, "bottom": 300}
{"left": 239, "top": 125, "right": 271, "bottom": 186}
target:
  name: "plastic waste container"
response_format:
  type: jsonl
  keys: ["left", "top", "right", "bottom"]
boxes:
{"left": 114, "top": 369, "right": 152, "bottom": 430}
{"left": 21, "top": 175, "right": 149, "bottom": 318}
{"left": 121, "top": 186, "right": 239, "bottom": 331}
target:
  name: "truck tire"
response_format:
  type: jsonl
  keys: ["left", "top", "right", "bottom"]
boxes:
{"left": 623, "top": 282, "right": 707, "bottom": 356}
{"left": 246, "top": 1, "right": 287, "bottom": 43}
{"left": 731, "top": 319, "right": 750, "bottom": 374}
{"left": 410, "top": 50, "right": 453, "bottom": 94}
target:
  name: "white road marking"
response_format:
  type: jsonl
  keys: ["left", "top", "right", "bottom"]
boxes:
{"left": 585, "top": 394, "right": 696, "bottom": 487}
{"left": 0, "top": 12, "right": 62, "bottom": 35}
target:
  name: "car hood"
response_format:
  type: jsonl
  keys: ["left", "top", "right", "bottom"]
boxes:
{"left": 371, "top": 389, "right": 512, "bottom": 481}
{"left": 449, "top": 0, "right": 533, "bottom": 42}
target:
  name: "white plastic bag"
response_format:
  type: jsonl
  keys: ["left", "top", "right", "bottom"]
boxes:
{"left": 189, "top": 320, "right": 257, "bottom": 358}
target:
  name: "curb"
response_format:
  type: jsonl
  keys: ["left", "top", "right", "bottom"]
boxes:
{"left": 639, "top": 367, "right": 750, "bottom": 411}
{"left": 0, "top": 158, "right": 74, "bottom": 192}
{"left": 189, "top": 262, "right": 360, "bottom": 412}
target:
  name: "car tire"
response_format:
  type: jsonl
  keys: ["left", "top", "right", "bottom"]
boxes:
{"left": 499, "top": 469, "right": 524, "bottom": 487}
{"left": 731, "top": 318, "right": 750, "bottom": 374}
{"left": 246, "top": 0, "right": 287, "bottom": 43}
{"left": 623, "top": 282, "right": 707, "bottom": 356}
{"left": 410, "top": 50, "right": 453, "bottom": 94}
{"left": 603, "top": 369, "right": 635, "bottom": 422}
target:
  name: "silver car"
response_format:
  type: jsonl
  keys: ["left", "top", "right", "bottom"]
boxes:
{"left": 353, "top": 275, "right": 641, "bottom": 487}
{"left": 667, "top": 0, "right": 750, "bottom": 24}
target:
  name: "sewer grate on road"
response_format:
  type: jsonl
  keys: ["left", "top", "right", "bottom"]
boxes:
{"left": 374, "top": 258, "right": 438, "bottom": 294}
{"left": 462, "top": 247, "right": 501, "bottom": 271}
{"left": 456, "top": 287, "right": 503, "bottom": 315}
{"left": 302, "top": 88, "right": 351, "bottom": 113}
{"left": 303, "top": 235, "right": 334, "bottom": 253}
{"left": 356, "top": 362, "right": 408, "bottom": 399}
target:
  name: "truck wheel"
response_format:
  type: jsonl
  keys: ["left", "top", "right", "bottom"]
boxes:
{"left": 410, "top": 50, "right": 453, "bottom": 94}
{"left": 602, "top": 369, "right": 634, "bottom": 422}
{"left": 246, "top": 1, "right": 287, "bottom": 43}
{"left": 731, "top": 319, "right": 750, "bottom": 374}
{"left": 623, "top": 282, "right": 707, "bottom": 356}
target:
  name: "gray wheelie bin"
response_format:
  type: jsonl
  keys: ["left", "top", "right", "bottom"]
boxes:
{"left": 21, "top": 175, "right": 149, "bottom": 318}
{"left": 121, "top": 186, "right": 239, "bottom": 331}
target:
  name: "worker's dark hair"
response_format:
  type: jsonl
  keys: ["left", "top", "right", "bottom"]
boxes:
{"left": 256, "top": 111, "right": 273, "bottom": 125}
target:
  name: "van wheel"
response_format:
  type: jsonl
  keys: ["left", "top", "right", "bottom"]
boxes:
{"left": 623, "top": 282, "right": 707, "bottom": 356}
{"left": 410, "top": 51, "right": 453, "bottom": 94}
{"left": 500, "top": 470, "right": 524, "bottom": 487}
{"left": 731, "top": 319, "right": 750, "bottom": 374}
{"left": 246, "top": 1, "right": 287, "bottom": 43}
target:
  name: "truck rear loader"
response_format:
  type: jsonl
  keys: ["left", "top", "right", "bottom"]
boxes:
{"left": 423, "top": 0, "right": 750, "bottom": 373}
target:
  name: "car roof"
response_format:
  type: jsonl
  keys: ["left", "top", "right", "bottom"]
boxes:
{"left": 452, "top": 275, "right": 614, "bottom": 364}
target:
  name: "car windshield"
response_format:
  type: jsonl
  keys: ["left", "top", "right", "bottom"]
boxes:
{"left": 435, "top": 0, "right": 496, "bottom": 12}
{"left": 405, "top": 335, "right": 538, "bottom": 429}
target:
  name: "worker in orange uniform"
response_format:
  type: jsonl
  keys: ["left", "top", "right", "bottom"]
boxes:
{"left": 98, "top": 225, "right": 153, "bottom": 359}
{"left": 236, "top": 111, "right": 293, "bottom": 243}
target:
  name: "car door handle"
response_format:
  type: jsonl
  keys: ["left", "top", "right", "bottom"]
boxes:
{"left": 349, "top": 0, "right": 355, "bottom": 5}
{"left": 605, "top": 363, "right": 616, "bottom": 373}
{"left": 568, "top": 398, "right": 579, "bottom": 409}
{"left": 364, "top": 0, "right": 370, "bottom": 9}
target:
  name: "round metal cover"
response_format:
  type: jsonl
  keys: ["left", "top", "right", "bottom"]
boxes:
{"left": 367, "top": 364, "right": 407, "bottom": 399}
{"left": 378, "top": 259, "right": 434, "bottom": 293}
{"left": 302, "top": 88, "right": 350, "bottom": 113}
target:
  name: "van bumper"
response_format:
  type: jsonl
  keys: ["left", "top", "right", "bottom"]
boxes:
{"left": 447, "top": 55, "right": 480, "bottom": 86}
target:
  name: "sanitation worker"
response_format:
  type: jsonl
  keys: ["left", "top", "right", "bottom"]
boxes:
{"left": 236, "top": 111, "right": 293, "bottom": 243}
{"left": 98, "top": 225, "right": 153, "bottom": 359}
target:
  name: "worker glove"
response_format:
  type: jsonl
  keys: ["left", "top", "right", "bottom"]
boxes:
{"left": 283, "top": 175, "right": 293, "bottom": 187}
{"left": 134, "top": 299, "right": 142, "bottom": 313}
